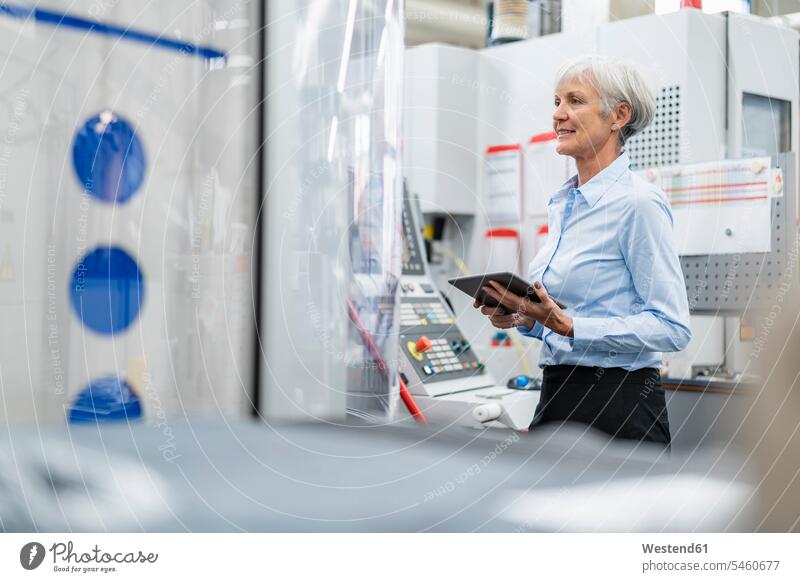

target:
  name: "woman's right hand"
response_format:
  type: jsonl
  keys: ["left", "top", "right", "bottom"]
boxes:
{"left": 473, "top": 299, "right": 535, "bottom": 330}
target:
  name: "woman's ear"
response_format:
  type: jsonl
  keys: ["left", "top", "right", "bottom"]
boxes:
{"left": 613, "top": 101, "right": 632, "bottom": 132}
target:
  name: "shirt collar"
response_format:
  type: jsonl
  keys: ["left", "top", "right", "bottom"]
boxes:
{"left": 549, "top": 151, "right": 631, "bottom": 208}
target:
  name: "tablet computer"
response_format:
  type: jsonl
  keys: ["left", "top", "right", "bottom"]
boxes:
{"left": 447, "top": 272, "right": 567, "bottom": 310}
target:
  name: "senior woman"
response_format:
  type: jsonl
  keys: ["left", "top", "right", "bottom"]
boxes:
{"left": 476, "top": 55, "right": 691, "bottom": 445}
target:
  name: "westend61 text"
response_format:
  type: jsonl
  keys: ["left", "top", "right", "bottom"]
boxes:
{"left": 642, "top": 543, "right": 708, "bottom": 554}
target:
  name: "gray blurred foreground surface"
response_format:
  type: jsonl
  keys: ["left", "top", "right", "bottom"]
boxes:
{"left": 0, "top": 419, "right": 752, "bottom": 532}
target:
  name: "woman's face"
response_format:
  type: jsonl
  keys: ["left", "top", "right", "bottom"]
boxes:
{"left": 552, "top": 77, "right": 616, "bottom": 159}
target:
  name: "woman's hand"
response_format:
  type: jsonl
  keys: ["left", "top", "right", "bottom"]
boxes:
{"left": 481, "top": 280, "right": 574, "bottom": 337}
{"left": 472, "top": 299, "right": 535, "bottom": 330}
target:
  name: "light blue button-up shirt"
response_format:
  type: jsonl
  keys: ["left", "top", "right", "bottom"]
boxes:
{"left": 519, "top": 151, "right": 691, "bottom": 371}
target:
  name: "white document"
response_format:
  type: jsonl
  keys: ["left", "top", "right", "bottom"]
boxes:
{"left": 640, "top": 158, "right": 777, "bottom": 256}
{"left": 484, "top": 145, "right": 522, "bottom": 224}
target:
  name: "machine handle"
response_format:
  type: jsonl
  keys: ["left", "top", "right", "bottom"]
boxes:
{"left": 473, "top": 403, "right": 502, "bottom": 423}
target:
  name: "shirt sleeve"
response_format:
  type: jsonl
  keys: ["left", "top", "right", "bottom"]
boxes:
{"left": 571, "top": 189, "right": 692, "bottom": 353}
{"left": 517, "top": 321, "right": 545, "bottom": 340}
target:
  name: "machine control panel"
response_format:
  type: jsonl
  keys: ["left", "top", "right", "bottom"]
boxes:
{"left": 400, "top": 297, "right": 454, "bottom": 328}
{"left": 402, "top": 331, "right": 484, "bottom": 384}
{"left": 399, "top": 192, "right": 495, "bottom": 397}
{"left": 399, "top": 281, "right": 435, "bottom": 295}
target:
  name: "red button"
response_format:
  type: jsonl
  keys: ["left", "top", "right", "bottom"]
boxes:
{"left": 415, "top": 336, "right": 432, "bottom": 353}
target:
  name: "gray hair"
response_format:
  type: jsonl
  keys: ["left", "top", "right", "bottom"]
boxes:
{"left": 555, "top": 55, "right": 656, "bottom": 145}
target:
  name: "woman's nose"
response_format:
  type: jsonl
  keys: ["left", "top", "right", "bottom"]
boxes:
{"left": 552, "top": 105, "right": 568, "bottom": 121}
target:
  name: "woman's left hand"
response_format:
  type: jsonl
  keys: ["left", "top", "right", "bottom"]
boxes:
{"left": 481, "top": 280, "right": 574, "bottom": 337}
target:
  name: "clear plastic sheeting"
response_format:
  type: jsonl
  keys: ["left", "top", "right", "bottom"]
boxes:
{"left": 0, "top": 1, "right": 261, "bottom": 424}
{"left": 262, "top": 0, "right": 404, "bottom": 421}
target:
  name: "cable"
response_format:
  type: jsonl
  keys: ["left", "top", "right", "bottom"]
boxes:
{"left": 438, "top": 246, "right": 470, "bottom": 277}
{"left": 346, "top": 298, "right": 427, "bottom": 424}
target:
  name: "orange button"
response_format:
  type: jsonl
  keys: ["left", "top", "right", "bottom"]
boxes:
{"left": 415, "top": 336, "right": 433, "bottom": 353}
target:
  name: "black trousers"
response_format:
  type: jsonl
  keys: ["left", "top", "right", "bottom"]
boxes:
{"left": 530, "top": 365, "right": 671, "bottom": 446}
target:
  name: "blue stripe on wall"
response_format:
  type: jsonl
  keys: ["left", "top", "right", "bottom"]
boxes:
{"left": 0, "top": 2, "right": 225, "bottom": 60}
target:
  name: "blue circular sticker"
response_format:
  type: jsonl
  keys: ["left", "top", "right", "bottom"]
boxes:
{"left": 72, "top": 111, "right": 146, "bottom": 204}
{"left": 70, "top": 246, "right": 145, "bottom": 334}
{"left": 68, "top": 376, "right": 142, "bottom": 423}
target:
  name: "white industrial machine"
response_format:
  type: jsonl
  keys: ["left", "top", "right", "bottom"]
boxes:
{"left": 398, "top": 195, "right": 539, "bottom": 430}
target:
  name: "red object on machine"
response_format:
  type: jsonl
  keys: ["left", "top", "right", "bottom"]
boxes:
{"left": 415, "top": 336, "right": 433, "bottom": 353}
{"left": 680, "top": 0, "right": 702, "bottom": 8}
{"left": 484, "top": 228, "right": 519, "bottom": 239}
{"left": 346, "top": 298, "right": 428, "bottom": 424}
{"left": 398, "top": 376, "right": 426, "bottom": 423}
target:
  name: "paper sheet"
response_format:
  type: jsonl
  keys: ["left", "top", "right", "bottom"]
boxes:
{"left": 485, "top": 145, "right": 522, "bottom": 224}
{"left": 639, "top": 158, "right": 780, "bottom": 256}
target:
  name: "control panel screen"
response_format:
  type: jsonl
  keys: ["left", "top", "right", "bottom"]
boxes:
{"left": 742, "top": 93, "right": 791, "bottom": 157}
{"left": 401, "top": 197, "right": 426, "bottom": 276}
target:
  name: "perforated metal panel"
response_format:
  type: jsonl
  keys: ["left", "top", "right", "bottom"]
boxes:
{"left": 627, "top": 85, "right": 682, "bottom": 169}
{"left": 683, "top": 154, "right": 797, "bottom": 313}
